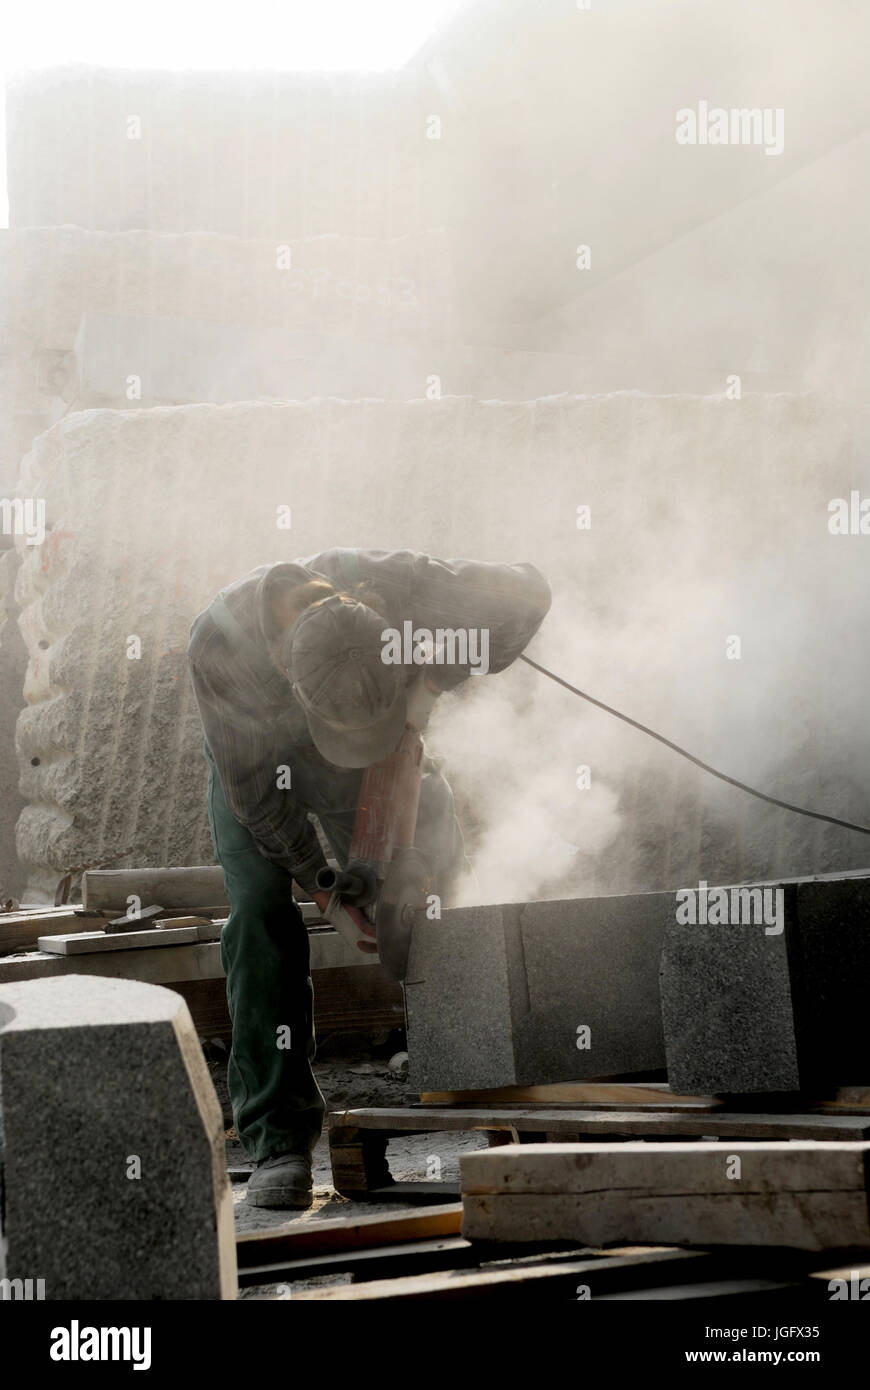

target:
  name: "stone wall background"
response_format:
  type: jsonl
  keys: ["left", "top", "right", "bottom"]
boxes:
{"left": 10, "top": 393, "right": 867, "bottom": 903}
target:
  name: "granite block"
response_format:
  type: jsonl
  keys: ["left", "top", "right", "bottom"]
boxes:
{"left": 405, "top": 904, "right": 525, "bottom": 1093}
{"left": 0, "top": 975, "right": 237, "bottom": 1299}
{"left": 514, "top": 893, "right": 669, "bottom": 1084}
{"left": 406, "top": 893, "right": 670, "bottom": 1092}
{"left": 660, "top": 875, "right": 870, "bottom": 1094}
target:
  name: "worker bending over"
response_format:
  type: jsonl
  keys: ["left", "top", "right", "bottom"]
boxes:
{"left": 188, "top": 547, "right": 550, "bottom": 1208}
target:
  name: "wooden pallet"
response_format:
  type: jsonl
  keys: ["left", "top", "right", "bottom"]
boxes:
{"left": 328, "top": 1102, "right": 870, "bottom": 1198}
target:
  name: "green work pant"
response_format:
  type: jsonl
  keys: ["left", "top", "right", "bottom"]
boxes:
{"left": 207, "top": 763, "right": 326, "bottom": 1161}
{"left": 206, "top": 745, "right": 468, "bottom": 1161}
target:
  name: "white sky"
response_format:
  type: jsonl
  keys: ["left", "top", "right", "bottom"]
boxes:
{"left": 3, "top": 0, "right": 464, "bottom": 71}
{"left": 0, "top": 0, "right": 467, "bottom": 223}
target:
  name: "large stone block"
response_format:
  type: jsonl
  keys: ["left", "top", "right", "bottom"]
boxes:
{"left": 405, "top": 904, "right": 525, "bottom": 1093}
{"left": 793, "top": 878, "right": 870, "bottom": 1081}
{"left": 660, "top": 874, "right": 870, "bottom": 1094}
{"left": 72, "top": 316, "right": 448, "bottom": 411}
{"left": 0, "top": 975, "right": 236, "bottom": 1300}
{"left": 0, "top": 226, "right": 457, "bottom": 472}
{"left": 514, "top": 893, "right": 669, "bottom": 1083}
{"left": 6, "top": 68, "right": 436, "bottom": 239}
{"left": 406, "top": 892, "right": 670, "bottom": 1092}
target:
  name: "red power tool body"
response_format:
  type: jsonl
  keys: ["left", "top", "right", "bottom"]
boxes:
{"left": 312, "top": 727, "right": 433, "bottom": 979}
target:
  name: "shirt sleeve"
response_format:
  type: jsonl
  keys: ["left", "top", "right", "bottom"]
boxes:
{"left": 188, "top": 628, "right": 328, "bottom": 892}
{"left": 406, "top": 553, "right": 552, "bottom": 690}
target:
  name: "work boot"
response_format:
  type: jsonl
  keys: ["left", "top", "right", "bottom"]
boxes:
{"left": 245, "top": 1150, "right": 313, "bottom": 1209}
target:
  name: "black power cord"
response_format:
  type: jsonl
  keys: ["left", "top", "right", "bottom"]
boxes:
{"left": 519, "top": 653, "right": 870, "bottom": 838}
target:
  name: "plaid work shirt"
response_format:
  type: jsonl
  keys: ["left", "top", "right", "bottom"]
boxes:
{"left": 188, "top": 548, "right": 551, "bottom": 891}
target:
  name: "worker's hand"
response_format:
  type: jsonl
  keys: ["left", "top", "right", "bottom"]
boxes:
{"left": 312, "top": 889, "right": 331, "bottom": 917}
{"left": 312, "top": 889, "right": 378, "bottom": 952}
{"left": 405, "top": 672, "right": 442, "bottom": 733}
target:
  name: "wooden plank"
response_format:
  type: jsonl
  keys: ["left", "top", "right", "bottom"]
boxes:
{"left": 82, "top": 866, "right": 228, "bottom": 912}
{"left": 81, "top": 864, "right": 327, "bottom": 923}
{"left": 39, "top": 925, "right": 195, "bottom": 955}
{"left": 0, "top": 930, "right": 373, "bottom": 983}
{"left": 240, "top": 1238, "right": 695, "bottom": 1286}
{"left": 312, "top": 965, "right": 403, "bottom": 1033}
{"left": 357, "top": 1182, "right": 462, "bottom": 1203}
{"left": 420, "top": 1082, "right": 716, "bottom": 1109}
{"left": 239, "top": 1237, "right": 464, "bottom": 1286}
{"left": 329, "top": 1126, "right": 393, "bottom": 1195}
{"left": 328, "top": 1105, "right": 870, "bottom": 1141}
{"left": 461, "top": 1140, "right": 870, "bottom": 1196}
{"left": 0, "top": 907, "right": 94, "bottom": 956}
{"left": 808, "top": 1259, "right": 870, "bottom": 1291}
{"left": 818, "top": 1088, "right": 870, "bottom": 1112}
{"left": 420, "top": 1082, "right": 870, "bottom": 1113}
{"left": 0, "top": 904, "right": 239, "bottom": 958}
{"left": 171, "top": 978, "right": 231, "bottom": 1040}
{"left": 0, "top": 942, "right": 226, "bottom": 986}
{"left": 460, "top": 1141, "right": 870, "bottom": 1250}
{"left": 290, "top": 1247, "right": 709, "bottom": 1301}
{"left": 598, "top": 1276, "right": 805, "bottom": 1301}
{"left": 38, "top": 919, "right": 222, "bottom": 955}
{"left": 462, "top": 1191, "right": 870, "bottom": 1252}
{"left": 236, "top": 1203, "right": 462, "bottom": 1266}
{"left": 38, "top": 926, "right": 195, "bottom": 954}
{"left": 238, "top": 1235, "right": 477, "bottom": 1286}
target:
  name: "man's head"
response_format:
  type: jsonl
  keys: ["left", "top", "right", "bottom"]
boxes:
{"left": 272, "top": 580, "right": 407, "bottom": 768}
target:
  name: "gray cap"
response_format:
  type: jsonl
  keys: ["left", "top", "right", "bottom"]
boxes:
{"left": 287, "top": 595, "right": 407, "bottom": 769}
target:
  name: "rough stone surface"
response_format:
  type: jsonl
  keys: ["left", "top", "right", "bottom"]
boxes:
{"left": 7, "top": 392, "right": 864, "bottom": 900}
{"left": 73, "top": 315, "right": 453, "bottom": 412}
{"left": 660, "top": 875, "right": 870, "bottom": 1094}
{"left": 0, "top": 544, "right": 26, "bottom": 899}
{"left": 514, "top": 893, "right": 669, "bottom": 1083}
{"left": 5, "top": 68, "right": 437, "bottom": 240}
{"left": 791, "top": 878, "right": 870, "bottom": 1086}
{"left": 0, "top": 227, "right": 456, "bottom": 450}
{"left": 660, "top": 882, "right": 799, "bottom": 1094}
{"left": 406, "top": 892, "right": 668, "bottom": 1092}
{"left": 0, "top": 975, "right": 236, "bottom": 1300}
{"left": 405, "top": 904, "right": 522, "bottom": 1093}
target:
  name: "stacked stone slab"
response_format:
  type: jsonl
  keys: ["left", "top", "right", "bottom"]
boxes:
{"left": 5, "top": 68, "right": 437, "bottom": 239}
{"left": 405, "top": 893, "right": 671, "bottom": 1091}
{"left": 0, "top": 974, "right": 236, "bottom": 1299}
{"left": 660, "top": 874, "right": 870, "bottom": 1094}
{"left": 0, "top": 226, "right": 457, "bottom": 463}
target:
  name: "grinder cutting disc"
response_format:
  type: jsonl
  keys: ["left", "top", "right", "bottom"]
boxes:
{"left": 374, "top": 848, "right": 433, "bottom": 981}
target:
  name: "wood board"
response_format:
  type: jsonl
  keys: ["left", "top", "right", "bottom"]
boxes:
{"left": 82, "top": 865, "right": 228, "bottom": 912}
{"left": 37, "top": 920, "right": 222, "bottom": 955}
{"left": 290, "top": 1247, "right": 708, "bottom": 1300}
{"left": 460, "top": 1140, "right": 870, "bottom": 1250}
{"left": 236, "top": 1203, "right": 462, "bottom": 1267}
{"left": 330, "top": 1105, "right": 870, "bottom": 1141}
